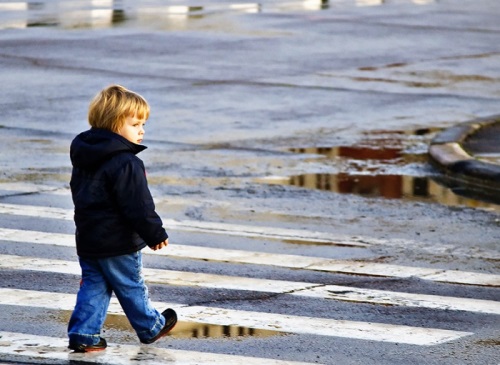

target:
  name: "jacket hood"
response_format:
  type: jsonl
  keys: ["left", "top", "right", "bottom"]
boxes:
{"left": 70, "top": 128, "right": 147, "bottom": 169}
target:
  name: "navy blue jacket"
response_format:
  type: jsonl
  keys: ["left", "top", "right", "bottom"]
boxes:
{"left": 70, "top": 128, "right": 168, "bottom": 258}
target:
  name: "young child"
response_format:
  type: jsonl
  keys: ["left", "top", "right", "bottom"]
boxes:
{"left": 67, "top": 84, "right": 177, "bottom": 352}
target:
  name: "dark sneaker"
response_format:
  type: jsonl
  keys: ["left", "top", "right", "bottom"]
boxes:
{"left": 68, "top": 337, "right": 107, "bottom": 353}
{"left": 141, "top": 308, "right": 178, "bottom": 344}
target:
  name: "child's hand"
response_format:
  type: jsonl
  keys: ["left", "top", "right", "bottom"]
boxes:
{"left": 151, "top": 239, "right": 168, "bottom": 251}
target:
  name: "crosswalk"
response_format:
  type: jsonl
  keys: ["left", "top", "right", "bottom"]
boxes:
{"left": 0, "top": 255, "right": 499, "bottom": 315}
{"left": 0, "top": 225, "right": 498, "bottom": 287}
{"left": 0, "top": 184, "right": 499, "bottom": 364}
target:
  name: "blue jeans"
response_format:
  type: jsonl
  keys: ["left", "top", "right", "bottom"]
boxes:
{"left": 68, "top": 251, "right": 166, "bottom": 345}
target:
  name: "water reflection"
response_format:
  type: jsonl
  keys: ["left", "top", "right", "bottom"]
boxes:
{"left": 0, "top": 0, "right": 437, "bottom": 30}
{"left": 180, "top": 322, "right": 280, "bottom": 339}
{"left": 103, "top": 315, "right": 282, "bottom": 339}
{"left": 287, "top": 172, "right": 491, "bottom": 207}
{"left": 262, "top": 142, "right": 500, "bottom": 211}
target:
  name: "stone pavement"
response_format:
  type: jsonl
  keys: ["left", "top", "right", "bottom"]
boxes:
{"left": 429, "top": 115, "right": 500, "bottom": 193}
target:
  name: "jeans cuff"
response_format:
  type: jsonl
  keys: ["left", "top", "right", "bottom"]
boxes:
{"left": 137, "top": 314, "right": 165, "bottom": 342}
{"left": 68, "top": 332, "right": 101, "bottom": 345}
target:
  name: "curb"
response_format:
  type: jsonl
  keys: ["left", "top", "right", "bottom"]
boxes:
{"left": 429, "top": 115, "right": 500, "bottom": 192}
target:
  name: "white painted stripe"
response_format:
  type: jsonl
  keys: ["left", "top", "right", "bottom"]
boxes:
{"left": 295, "top": 285, "right": 500, "bottom": 315}
{"left": 1, "top": 254, "right": 499, "bottom": 315}
{"left": 0, "top": 203, "right": 72, "bottom": 220}
{"left": 0, "top": 183, "right": 67, "bottom": 194}
{"left": 0, "top": 202, "right": 369, "bottom": 247}
{"left": 0, "top": 331, "right": 317, "bottom": 365}
{"left": 0, "top": 227, "right": 498, "bottom": 287}
{"left": 0, "top": 254, "right": 310, "bottom": 293}
{"left": 0, "top": 289, "right": 473, "bottom": 345}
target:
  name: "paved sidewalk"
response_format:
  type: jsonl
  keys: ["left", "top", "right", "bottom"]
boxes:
{"left": 429, "top": 115, "right": 500, "bottom": 192}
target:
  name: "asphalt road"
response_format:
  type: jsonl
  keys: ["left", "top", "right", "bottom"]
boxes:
{"left": 0, "top": 0, "right": 499, "bottom": 364}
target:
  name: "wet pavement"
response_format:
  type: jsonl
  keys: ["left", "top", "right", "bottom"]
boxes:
{"left": 1, "top": 0, "right": 499, "bottom": 210}
{"left": 1, "top": 1, "right": 500, "bottom": 364}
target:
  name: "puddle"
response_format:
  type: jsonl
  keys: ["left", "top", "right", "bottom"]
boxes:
{"left": 103, "top": 315, "right": 284, "bottom": 339}
{"left": 273, "top": 172, "right": 500, "bottom": 210}
{"left": 259, "top": 128, "right": 500, "bottom": 211}
{"left": 58, "top": 312, "right": 283, "bottom": 340}
{"left": 0, "top": 0, "right": 437, "bottom": 30}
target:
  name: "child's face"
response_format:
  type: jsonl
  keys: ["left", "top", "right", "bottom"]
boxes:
{"left": 117, "top": 115, "right": 146, "bottom": 144}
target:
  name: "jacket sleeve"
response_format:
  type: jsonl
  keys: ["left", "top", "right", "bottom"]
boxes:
{"left": 110, "top": 156, "right": 168, "bottom": 247}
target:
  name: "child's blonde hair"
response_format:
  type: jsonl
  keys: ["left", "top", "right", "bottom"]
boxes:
{"left": 88, "top": 85, "right": 150, "bottom": 132}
